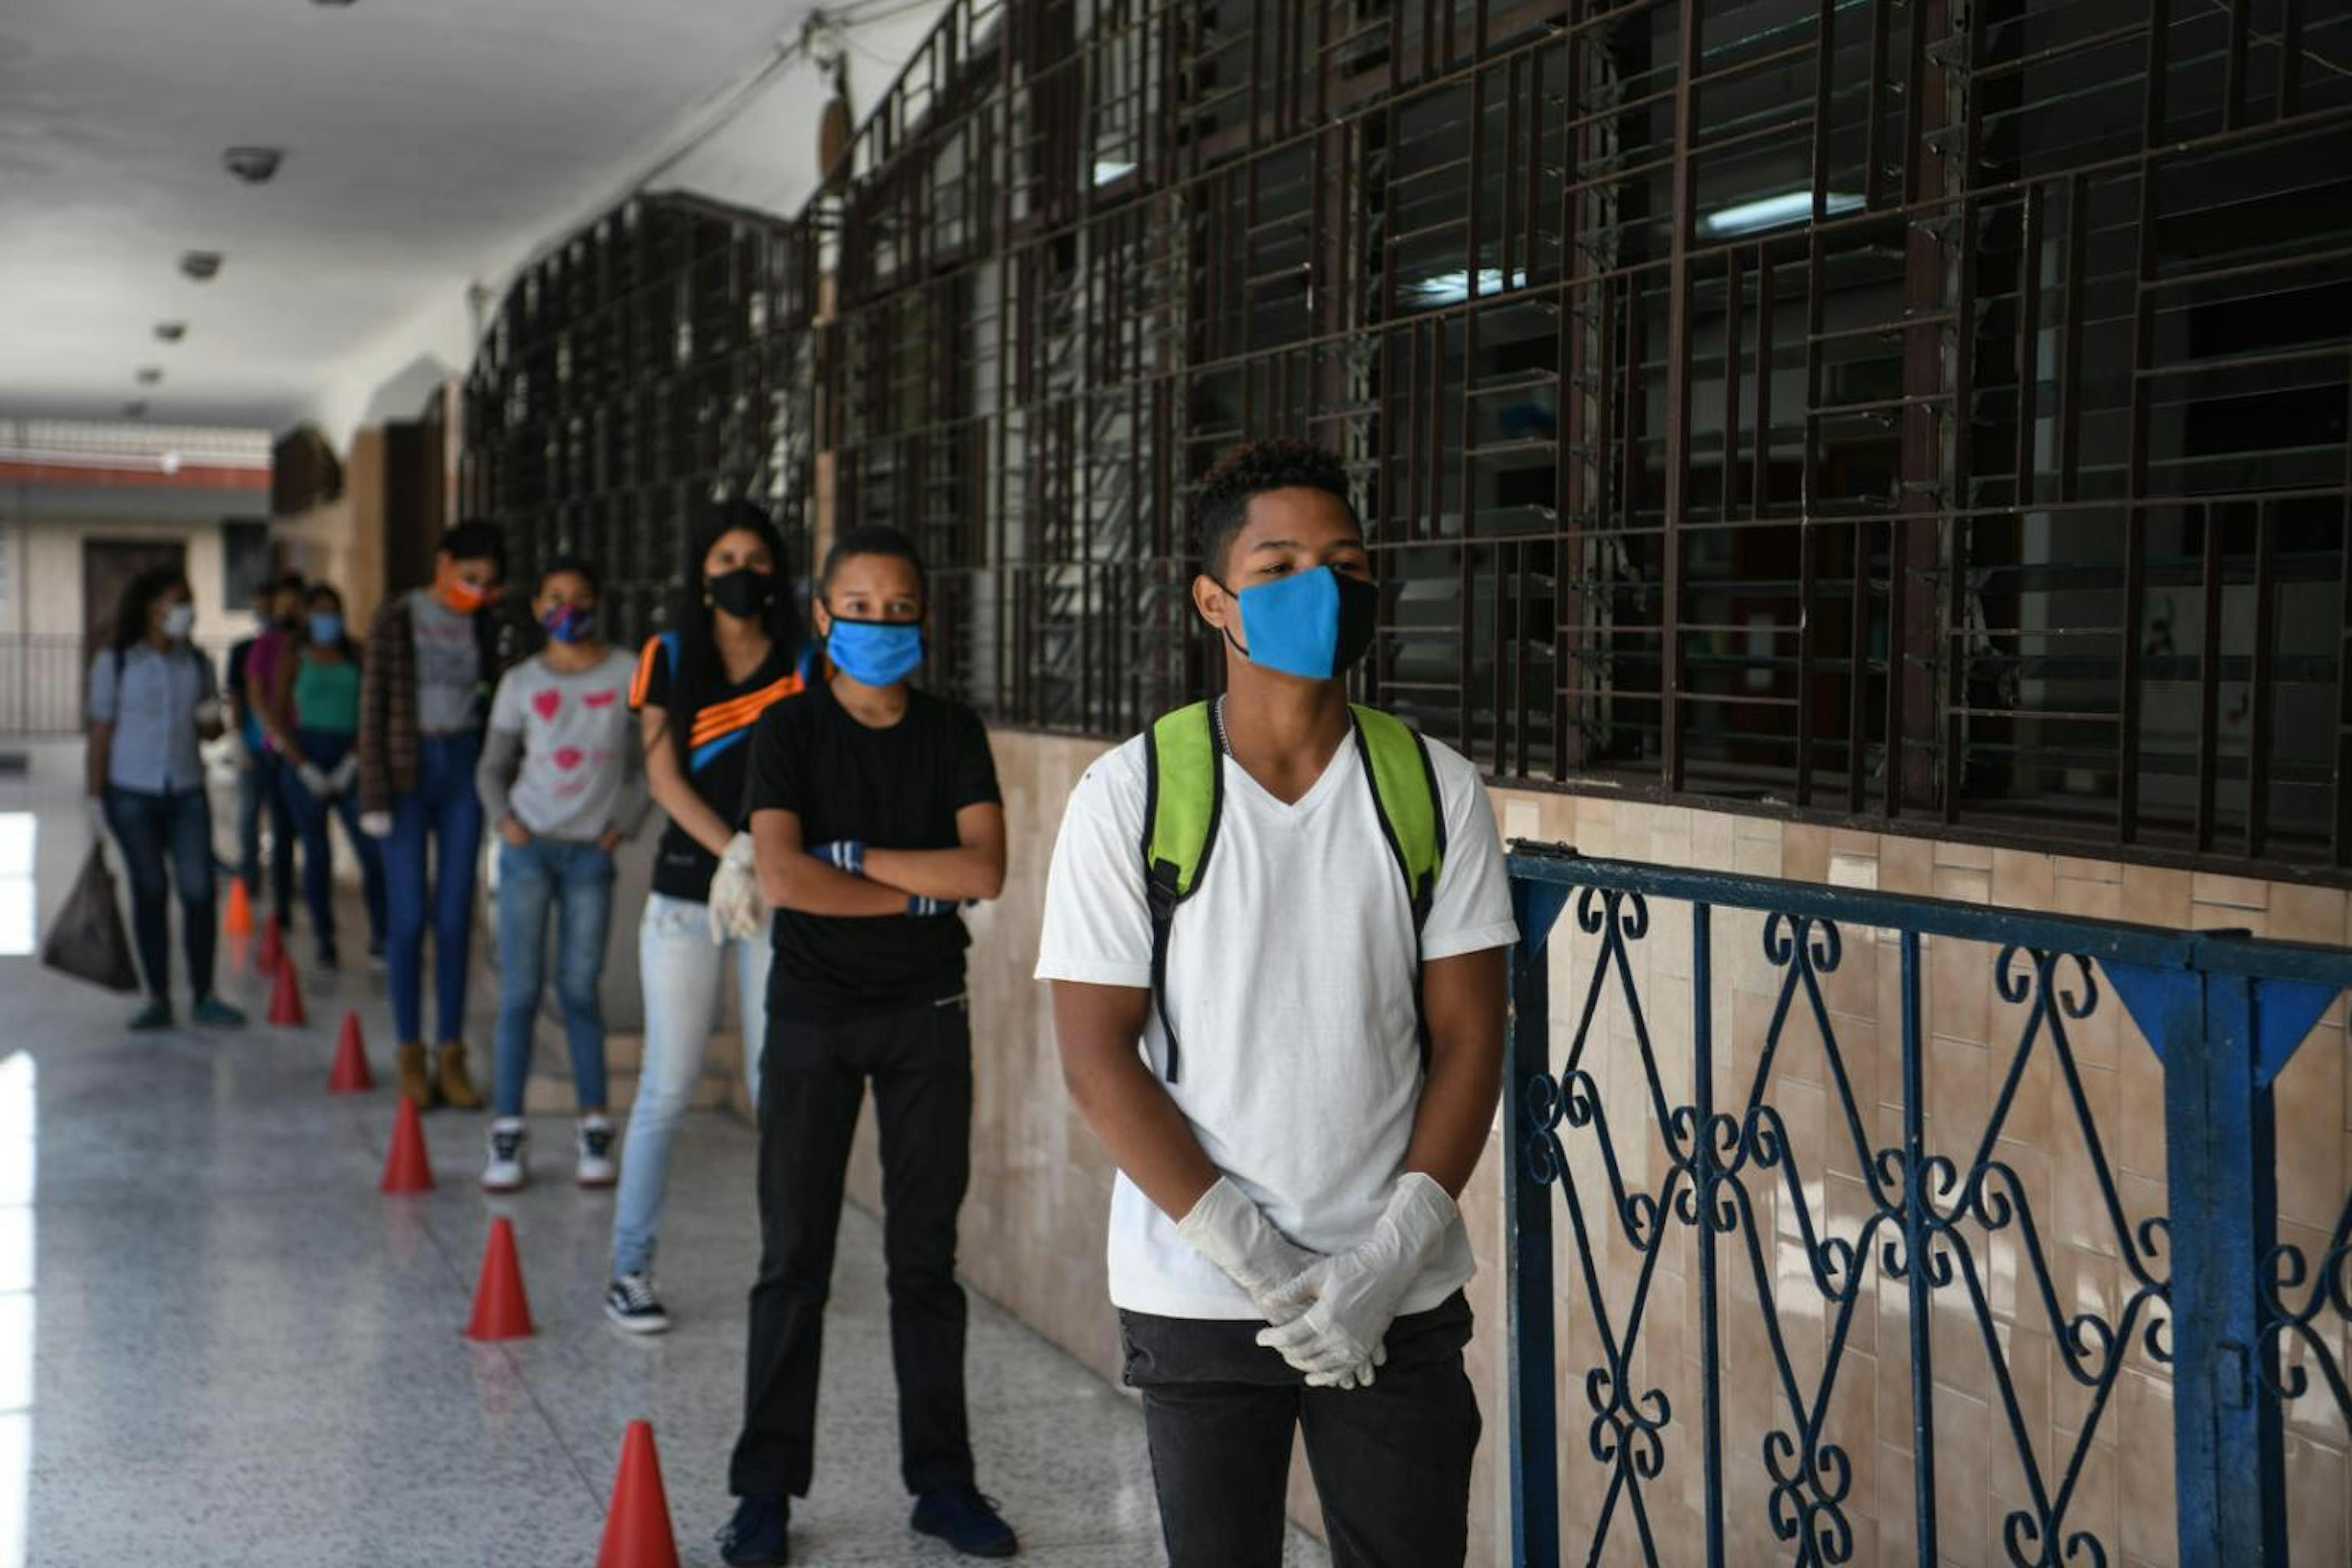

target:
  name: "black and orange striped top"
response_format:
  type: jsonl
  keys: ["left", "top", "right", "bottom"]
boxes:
{"left": 631, "top": 630, "right": 810, "bottom": 901}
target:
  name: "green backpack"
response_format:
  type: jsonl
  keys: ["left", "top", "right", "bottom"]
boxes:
{"left": 1140, "top": 701, "right": 1447, "bottom": 1082}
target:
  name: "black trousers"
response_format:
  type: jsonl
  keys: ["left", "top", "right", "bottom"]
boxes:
{"left": 1118, "top": 1291, "right": 1480, "bottom": 1568}
{"left": 730, "top": 997, "right": 976, "bottom": 1499}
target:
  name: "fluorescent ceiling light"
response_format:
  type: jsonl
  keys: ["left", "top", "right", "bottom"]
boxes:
{"left": 1091, "top": 160, "right": 1137, "bottom": 186}
{"left": 1411, "top": 267, "right": 1527, "bottom": 304}
{"left": 1702, "top": 189, "right": 1865, "bottom": 237}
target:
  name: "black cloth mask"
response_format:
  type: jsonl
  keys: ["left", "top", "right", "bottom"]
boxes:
{"left": 708, "top": 568, "right": 779, "bottom": 620}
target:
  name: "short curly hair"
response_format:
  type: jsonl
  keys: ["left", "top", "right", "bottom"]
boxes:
{"left": 1195, "top": 437, "right": 1359, "bottom": 579}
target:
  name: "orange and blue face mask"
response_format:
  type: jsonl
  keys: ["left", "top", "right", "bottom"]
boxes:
{"left": 540, "top": 602, "right": 596, "bottom": 645}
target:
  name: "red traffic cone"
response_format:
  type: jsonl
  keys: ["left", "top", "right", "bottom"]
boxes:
{"left": 255, "top": 917, "right": 283, "bottom": 971}
{"left": 595, "top": 1421, "right": 681, "bottom": 1568}
{"left": 328, "top": 1012, "right": 374, "bottom": 1093}
{"left": 223, "top": 878, "right": 253, "bottom": 937}
{"left": 463, "top": 1216, "right": 534, "bottom": 1342}
{"left": 266, "top": 951, "right": 307, "bottom": 1026}
{"left": 380, "top": 1094, "right": 434, "bottom": 1193}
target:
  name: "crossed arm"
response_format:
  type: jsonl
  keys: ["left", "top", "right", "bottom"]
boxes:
{"left": 750, "top": 801, "right": 1007, "bottom": 917}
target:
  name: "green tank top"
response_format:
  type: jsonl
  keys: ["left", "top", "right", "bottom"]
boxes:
{"left": 291, "top": 654, "right": 360, "bottom": 734}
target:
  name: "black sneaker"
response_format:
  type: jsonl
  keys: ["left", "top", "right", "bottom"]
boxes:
{"left": 910, "top": 1485, "right": 1018, "bottom": 1558}
{"left": 718, "top": 1492, "right": 791, "bottom": 1567}
{"left": 317, "top": 942, "right": 340, "bottom": 973}
{"left": 604, "top": 1272, "right": 670, "bottom": 1334}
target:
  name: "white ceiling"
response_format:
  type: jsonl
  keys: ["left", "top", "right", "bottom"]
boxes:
{"left": 0, "top": 0, "right": 867, "bottom": 434}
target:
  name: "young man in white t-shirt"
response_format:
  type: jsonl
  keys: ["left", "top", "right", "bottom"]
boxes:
{"left": 1036, "top": 438, "right": 1517, "bottom": 1567}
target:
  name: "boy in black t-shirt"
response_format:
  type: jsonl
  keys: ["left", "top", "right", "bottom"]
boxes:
{"left": 719, "top": 526, "right": 1016, "bottom": 1566}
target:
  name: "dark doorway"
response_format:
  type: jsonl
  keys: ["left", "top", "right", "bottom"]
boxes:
{"left": 82, "top": 538, "right": 188, "bottom": 653}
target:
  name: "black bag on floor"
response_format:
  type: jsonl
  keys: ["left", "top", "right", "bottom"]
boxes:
{"left": 42, "top": 844, "right": 140, "bottom": 993}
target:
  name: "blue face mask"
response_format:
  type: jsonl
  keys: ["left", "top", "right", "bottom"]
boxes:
{"left": 309, "top": 612, "right": 344, "bottom": 645}
{"left": 1217, "top": 565, "right": 1380, "bottom": 681}
{"left": 540, "top": 603, "right": 597, "bottom": 645}
{"left": 826, "top": 615, "right": 924, "bottom": 687}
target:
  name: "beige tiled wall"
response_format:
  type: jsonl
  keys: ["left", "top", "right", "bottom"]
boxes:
{"left": 844, "top": 731, "right": 2352, "bottom": 1565}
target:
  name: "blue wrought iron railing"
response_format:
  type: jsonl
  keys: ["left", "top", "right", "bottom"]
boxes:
{"left": 1503, "top": 842, "right": 2352, "bottom": 1568}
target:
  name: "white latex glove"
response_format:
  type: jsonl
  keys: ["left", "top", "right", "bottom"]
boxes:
{"left": 296, "top": 761, "right": 332, "bottom": 797}
{"left": 327, "top": 754, "right": 360, "bottom": 795}
{"left": 358, "top": 811, "right": 394, "bottom": 839}
{"left": 706, "top": 833, "right": 766, "bottom": 943}
{"left": 1258, "top": 1172, "right": 1458, "bottom": 1388}
{"left": 1175, "top": 1178, "right": 1320, "bottom": 1329}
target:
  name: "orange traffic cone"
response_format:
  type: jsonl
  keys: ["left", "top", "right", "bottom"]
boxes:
{"left": 595, "top": 1421, "right": 681, "bottom": 1568}
{"left": 256, "top": 917, "right": 283, "bottom": 971}
{"left": 380, "top": 1095, "right": 434, "bottom": 1193}
{"left": 328, "top": 1012, "right": 374, "bottom": 1093}
{"left": 223, "top": 878, "right": 253, "bottom": 937}
{"left": 266, "top": 951, "right": 307, "bottom": 1026}
{"left": 463, "top": 1217, "right": 534, "bottom": 1342}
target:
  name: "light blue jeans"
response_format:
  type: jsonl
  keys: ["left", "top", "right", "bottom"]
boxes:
{"left": 491, "top": 837, "right": 615, "bottom": 1117}
{"left": 609, "top": 892, "right": 773, "bottom": 1278}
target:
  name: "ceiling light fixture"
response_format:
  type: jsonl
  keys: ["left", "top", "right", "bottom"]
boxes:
{"left": 155, "top": 322, "right": 187, "bottom": 344}
{"left": 123, "top": 401, "right": 148, "bottom": 419}
{"left": 136, "top": 367, "right": 164, "bottom": 386}
{"left": 224, "top": 146, "right": 284, "bottom": 184}
{"left": 180, "top": 251, "right": 223, "bottom": 281}
{"left": 1701, "top": 188, "right": 1865, "bottom": 237}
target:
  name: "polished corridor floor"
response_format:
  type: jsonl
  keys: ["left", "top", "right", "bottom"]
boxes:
{"left": 3, "top": 750, "right": 1328, "bottom": 1566}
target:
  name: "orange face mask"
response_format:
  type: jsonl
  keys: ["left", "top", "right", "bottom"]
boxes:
{"left": 436, "top": 574, "right": 489, "bottom": 615}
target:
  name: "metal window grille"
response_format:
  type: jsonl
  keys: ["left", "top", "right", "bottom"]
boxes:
{"left": 465, "top": 1, "right": 2352, "bottom": 880}
{"left": 460, "top": 191, "right": 822, "bottom": 656}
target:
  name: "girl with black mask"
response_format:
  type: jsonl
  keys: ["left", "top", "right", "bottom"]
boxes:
{"left": 603, "top": 500, "right": 807, "bottom": 1333}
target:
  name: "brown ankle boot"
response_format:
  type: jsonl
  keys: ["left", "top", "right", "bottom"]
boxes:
{"left": 434, "top": 1040, "right": 485, "bottom": 1110}
{"left": 395, "top": 1041, "right": 433, "bottom": 1105}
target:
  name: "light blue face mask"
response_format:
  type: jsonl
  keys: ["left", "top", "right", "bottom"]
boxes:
{"left": 309, "top": 611, "right": 344, "bottom": 645}
{"left": 1215, "top": 565, "right": 1380, "bottom": 681}
{"left": 826, "top": 615, "right": 924, "bottom": 687}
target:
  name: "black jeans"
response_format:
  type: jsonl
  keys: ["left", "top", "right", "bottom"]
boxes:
{"left": 1119, "top": 1291, "right": 1480, "bottom": 1568}
{"left": 730, "top": 996, "right": 976, "bottom": 1499}
{"left": 103, "top": 783, "right": 217, "bottom": 1001}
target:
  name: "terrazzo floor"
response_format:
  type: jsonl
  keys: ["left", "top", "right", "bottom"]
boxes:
{"left": 1, "top": 744, "right": 1329, "bottom": 1566}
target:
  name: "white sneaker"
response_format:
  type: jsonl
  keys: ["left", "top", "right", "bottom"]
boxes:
{"left": 575, "top": 1116, "right": 616, "bottom": 1187}
{"left": 481, "top": 1118, "right": 528, "bottom": 1191}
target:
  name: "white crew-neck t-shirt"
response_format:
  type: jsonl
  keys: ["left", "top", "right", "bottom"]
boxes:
{"left": 1034, "top": 720, "right": 1518, "bottom": 1321}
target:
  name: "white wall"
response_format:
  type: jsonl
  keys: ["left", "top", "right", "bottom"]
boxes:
{"left": 16, "top": 511, "right": 238, "bottom": 647}
{"left": 304, "top": 3, "right": 954, "bottom": 448}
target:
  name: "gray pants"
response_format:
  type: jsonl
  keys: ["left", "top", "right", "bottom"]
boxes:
{"left": 1117, "top": 1290, "right": 1479, "bottom": 1568}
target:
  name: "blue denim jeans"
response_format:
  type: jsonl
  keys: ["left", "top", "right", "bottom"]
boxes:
{"left": 492, "top": 836, "right": 615, "bottom": 1118}
{"left": 383, "top": 732, "right": 483, "bottom": 1044}
{"left": 103, "top": 783, "right": 217, "bottom": 1001}
{"left": 277, "top": 729, "right": 386, "bottom": 954}
{"left": 237, "top": 746, "right": 295, "bottom": 920}
{"left": 610, "top": 891, "right": 773, "bottom": 1277}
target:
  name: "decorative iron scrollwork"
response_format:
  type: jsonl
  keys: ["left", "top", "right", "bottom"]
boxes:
{"left": 1533, "top": 904, "right": 2173, "bottom": 1567}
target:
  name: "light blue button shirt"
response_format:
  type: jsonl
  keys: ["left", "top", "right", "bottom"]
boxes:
{"left": 87, "top": 643, "right": 216, "bottom": 794}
